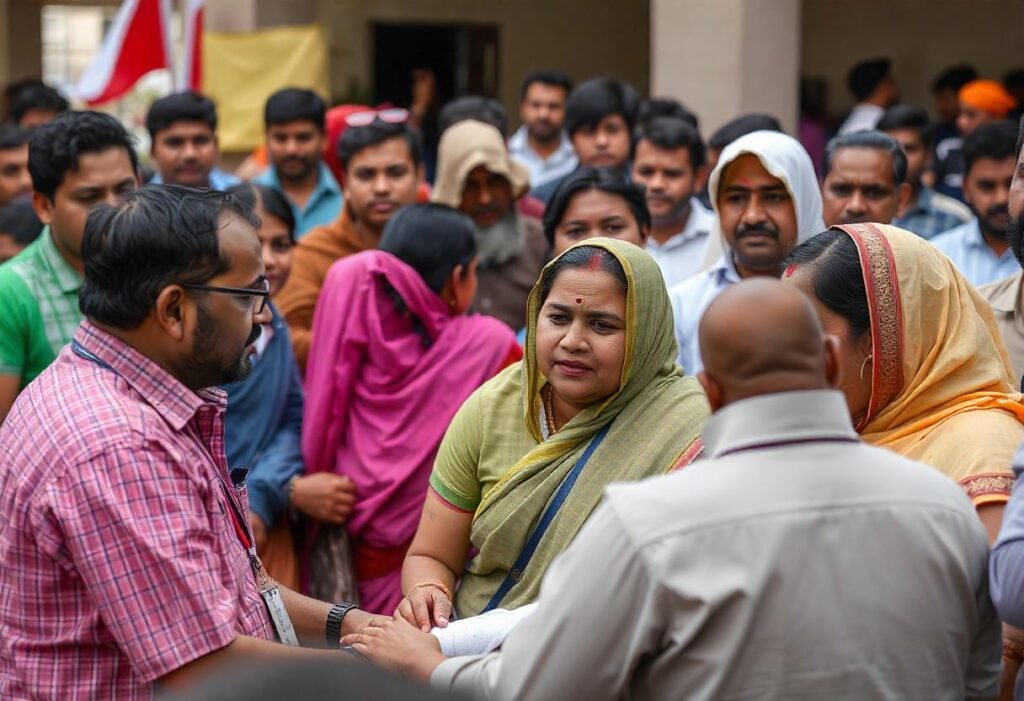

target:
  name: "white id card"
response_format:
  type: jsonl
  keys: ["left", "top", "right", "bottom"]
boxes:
{"left": 261, "top": 584, "right": 300, "bottom": 646}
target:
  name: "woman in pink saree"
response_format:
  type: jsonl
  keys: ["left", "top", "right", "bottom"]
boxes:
{"left": 303, "top": 203, "right": 521, "bottom": 614}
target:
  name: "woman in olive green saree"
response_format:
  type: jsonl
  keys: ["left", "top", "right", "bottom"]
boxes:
{"left": 396, "top": 238, "right": 709, "bottom": 629}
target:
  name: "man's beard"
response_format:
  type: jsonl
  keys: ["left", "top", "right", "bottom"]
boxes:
{"left": 474, "top": 212, "right": 523, "bottom": 268}
{"left": 528, "top": 121, "right": 559, "bottom": 143}
{"left": 974, "top": 202, "right": 1010, "bottom": 242}
{"left": 1008, "top": 211, "right": 1024, "bottom": 267}
{"left": 178, "top": 304, "right": 260, "bottom": 390}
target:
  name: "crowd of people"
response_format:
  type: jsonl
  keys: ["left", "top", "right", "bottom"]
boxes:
{"left": 5, "top": 56, "right": 1024, "bottom": 699}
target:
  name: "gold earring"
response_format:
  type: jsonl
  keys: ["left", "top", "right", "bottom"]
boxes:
{"left": 859, "top": 354, "right": 873, "bottom": 381}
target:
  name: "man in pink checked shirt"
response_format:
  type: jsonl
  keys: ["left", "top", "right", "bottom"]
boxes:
{"left": 0, "top": 185, "right": 381, "bottom": 700}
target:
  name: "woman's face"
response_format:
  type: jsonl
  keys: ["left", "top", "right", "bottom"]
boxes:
{"left": 254, "top": 204, "right": 295, "bottom": 298}
{"left": 536, "top": 267, "right": 628, "bottom": 414}
{"left": 552, "top": 189, "right": 648, "bottom": 256}
{"left": 785, "top": 271, "right": 873, "bottom": 421}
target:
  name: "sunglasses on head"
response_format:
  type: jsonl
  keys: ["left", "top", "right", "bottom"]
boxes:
{"left": 344, "top": 108, "right": 410, "bottom": 128}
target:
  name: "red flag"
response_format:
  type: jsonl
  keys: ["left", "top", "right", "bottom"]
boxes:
{"left": 73, "top": 0, "right": 173, "bottom": 106}
{"left": 179, "top": 0, "right": 204, "bottom": 91}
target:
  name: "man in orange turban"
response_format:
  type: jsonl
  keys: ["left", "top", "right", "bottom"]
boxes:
{"left": 959, "top": 80, "right": 1017, "bottom": 135}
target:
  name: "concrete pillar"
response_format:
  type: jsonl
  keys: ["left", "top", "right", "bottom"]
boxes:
{"left": 650, "top": 0, "right": 800, "bottom": 136}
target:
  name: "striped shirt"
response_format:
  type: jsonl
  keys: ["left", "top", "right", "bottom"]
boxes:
{"left": 0, "top": 227, "right": 81, "bottom": 387}
{"left": 0, "top": 321, "right": 274, "bottom": 700}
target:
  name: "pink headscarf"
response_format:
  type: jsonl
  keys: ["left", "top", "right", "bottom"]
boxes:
{"left": 302, "top": 251, "right": 517, "bottom": 549}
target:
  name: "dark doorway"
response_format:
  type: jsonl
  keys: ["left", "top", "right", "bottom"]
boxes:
{"left": 373, "top": 23, "right": 500, "bottom": 107}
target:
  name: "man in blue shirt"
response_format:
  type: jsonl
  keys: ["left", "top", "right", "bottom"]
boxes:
{"left": 146, "top": 91, "right": 239, "bottom": 191}
{"left": 254, "top": 88, "right": 342, "bottom": 238}
{"left": 931, "top": 120, "right": 1018, "bottom": 286}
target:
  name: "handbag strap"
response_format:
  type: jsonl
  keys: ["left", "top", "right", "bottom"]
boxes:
{"left": 481, "top": 422, "right": 612, "bottom": 613}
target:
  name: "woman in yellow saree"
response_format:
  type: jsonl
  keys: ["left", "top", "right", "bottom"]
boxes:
{"left": 784, "top": 223, "right": 1024, "bottom": 515}
{"left": 395, "top": 238, "right": 709, "bottom": 630}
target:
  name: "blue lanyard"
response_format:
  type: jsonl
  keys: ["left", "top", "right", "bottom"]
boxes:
{"left": 71, "top": 340, "right": 117, "bottom": 374}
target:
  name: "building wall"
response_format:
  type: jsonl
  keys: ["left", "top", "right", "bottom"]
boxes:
{"left": 316, "top": 0, "right": 650, "bottom": 124}
{"left": 802, "top": 0, "right": 1024, "bottom": 119}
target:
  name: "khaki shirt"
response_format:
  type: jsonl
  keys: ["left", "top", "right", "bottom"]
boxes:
{"left": 980, "top": 271, "right": 1024, "bottom": 390}
{"left": 433, "top": 391, "right": 1001, "bottom": 700}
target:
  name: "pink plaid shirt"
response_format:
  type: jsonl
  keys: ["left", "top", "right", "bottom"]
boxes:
{"left": 0, "top": 322, "right": 274, "bottom": 700}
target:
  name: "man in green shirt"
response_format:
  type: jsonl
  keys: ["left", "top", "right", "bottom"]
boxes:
{"left": 0, "top": 111, "right": 138, "bottom": 422}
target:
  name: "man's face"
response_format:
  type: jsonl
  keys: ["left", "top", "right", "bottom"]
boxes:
{"left": 18, "top": 109, "right": 60, "bottom": 130}
{"left": 963, "top": 155, "right": 1015, "bottom": 240}
{"left": 934, "top": 88, "right": 960, "bottom": 124}
{"left": 885, "top": 128, "right": 927, "bottom": 188}
{"left": 344, "top": 136, "right": 421, "bottom": 234}
{"left": 717, "top": 154, "right": 798, "bottom": 277}
{"left": 631, "top": 139, "right": 697, "bottom": 227}
{"left": 182, "top": 213, "right": 271, "bottom": 389}
{"left": 266, "top": 120, "right": 324, "bottom": 183}
{"left": 957, "top": 103, "right": 992, "bottom": 136}
{"left": 34, "top": 146, "right": 138, "bottom": 267}
{"left": 521, "top": 83, "right": 567, "bottom": 143}
{"left": 460, "top": 165, "right": 514, "bottom": 228}
{"left": 150, "top": 121, "right": 218, "bottom": 187}
{"left": 571, "top": 114, "right": 630, "bottom": 170}
{"left": 1007, "top": 149, "right": 1024, "bottom": 265}
{"left": 0, "top": 144, "right": 31, "bottom": 205}
{"left": 822, "top": 147, "right": 902, "bottom": 226}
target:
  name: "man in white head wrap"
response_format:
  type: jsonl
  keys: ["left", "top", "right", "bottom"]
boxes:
{"left": 668, "top": 130, "right": 824, "bottom": 374}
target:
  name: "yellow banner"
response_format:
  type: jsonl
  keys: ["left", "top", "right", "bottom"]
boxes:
{"left": 203, "top": 25, "right": 330, "bottom": 152}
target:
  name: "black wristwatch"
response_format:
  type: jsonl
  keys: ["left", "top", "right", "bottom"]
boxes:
{"left": 325, "top": 603, "right": 358, "bottom": 648}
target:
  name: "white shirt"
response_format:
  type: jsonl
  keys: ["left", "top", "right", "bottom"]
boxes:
{"left": 668, "top": 253, "right": 741, "bottom": 374}
{"left": 433, "top": 390, "right": 1001, "bottom": 701}
{"left": 838, "top": 103, "right": 885, "bottom": 135}
{"left": 930, "top": 217, "right": 1020, "bottom": 287}
{"left": 508, "top": 126, "right": 578, "bottom": 189}
{"left": 645, "top": 199, "right": 715, "bottom": 288}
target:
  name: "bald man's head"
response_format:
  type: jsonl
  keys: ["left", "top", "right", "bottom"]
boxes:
{"left": 698, "top": 278, "right": 840, "bottom": 411}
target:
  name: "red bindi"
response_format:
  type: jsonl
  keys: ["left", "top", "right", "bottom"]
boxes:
{"left": 576, "top": 298, "right": 583, "bottom": 304}
{"left": 783, "top": 264, "right": 798, "bottom": 278}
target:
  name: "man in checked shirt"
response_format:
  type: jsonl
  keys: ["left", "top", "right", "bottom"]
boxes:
{"left": 0, "top": 185, "right": 382, "bottom": 700}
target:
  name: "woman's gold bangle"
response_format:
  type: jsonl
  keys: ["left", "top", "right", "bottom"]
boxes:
{"left": 409, "top": 579, "right": 452, "bottom": 601}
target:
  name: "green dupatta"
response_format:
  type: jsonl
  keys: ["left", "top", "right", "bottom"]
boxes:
{"left": 453, "top": 238, "right": 709, "bottom": 616}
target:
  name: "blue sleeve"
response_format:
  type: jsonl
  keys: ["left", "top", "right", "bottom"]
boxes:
{"left": 246, "top": 360, "right": 305, "bottom": 526}
{"left": 990, "top": 461, "right": 1024, "bottom": 627}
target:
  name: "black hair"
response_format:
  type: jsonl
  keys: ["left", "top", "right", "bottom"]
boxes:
{"left": 963, "top": 120, "right": 1018, "bottom": 176}
{"left": 79, "top": 185, "right": 259, "bottom": 329}
{"left": 7, "top": 80, "right": 69, "bottom": 125}
{"left": 378, "top": 203, "right": 478, "bottom": 348}
{"left": 932, "top": 64, "right": 978, "bottom": 94}
{"left": 379, "top": 203, "right": 476, "bottom": 294}
{"left": 28, "top": 111, "right": 139, "bottom": 201}
{"left": 637, "top": 97, "right": 699, "bottom": 131}
{"left": 847, "top": 58, "right": 892, "bottom": 102}
{"left": 0, "top": 125, "right": 31, "bottom": 150}
{"left": 337, "top": 120, "right": 422, "bottom": 172}
{"left": 146, "top": 91, "right": 217, "bottom": 141}
{"left": 1017, "top": 114, "right": 1024, "bottom": 159}
{"left": 539, "top": 245, "right": 628, "bottom": 305}
{"left": 0, "top": 198, "right": 43, "bottom": 245}
{"left": 782, "top": 229, "right": 870, "bottom": 340}
{"left": 564, "top": 77, "right": 640, "bottom": 137}
{"left": 708, "top": 113, "right": 782, "bottom": 150}
{"left": 631, "top": 116, "right": 706, "bottom": 169}
{"left": 264, "top": 88, "right": 326, "bottom": 131}
{"left": 876, "top": 105, "right": 932, "bottom": 148}
{"left": 542, "top": 167, "right": 651, "bottom": 247}
{"left": 823, "top": 130, "right": 908, "bottom": 185}
{"left": 1005, "top": 70, "right": 1024, "bottom": 93}
{"left": 520, "top": 70, "right": 573, "bottom": 101}
{"left": 438, "top": 96, "right": 508, "bottom": 137}
{"left": 225, "top": 182, "right": 297, "bottom": 241}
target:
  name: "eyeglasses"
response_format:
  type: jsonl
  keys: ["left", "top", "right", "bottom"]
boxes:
{"left": 182, "top": 279, "right": 271, "bottom": 314}
{"left": 343, "top": 108, "right": 410, "bottom": 128}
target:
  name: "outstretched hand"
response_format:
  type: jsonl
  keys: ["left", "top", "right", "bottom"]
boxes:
{"left": 342, "top": 617, "right": 446, "bottom": 682}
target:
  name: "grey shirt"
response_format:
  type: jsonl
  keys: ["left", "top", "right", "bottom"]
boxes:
{"left": 433, "top": 390, "right": 1002, "bottom": 700}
